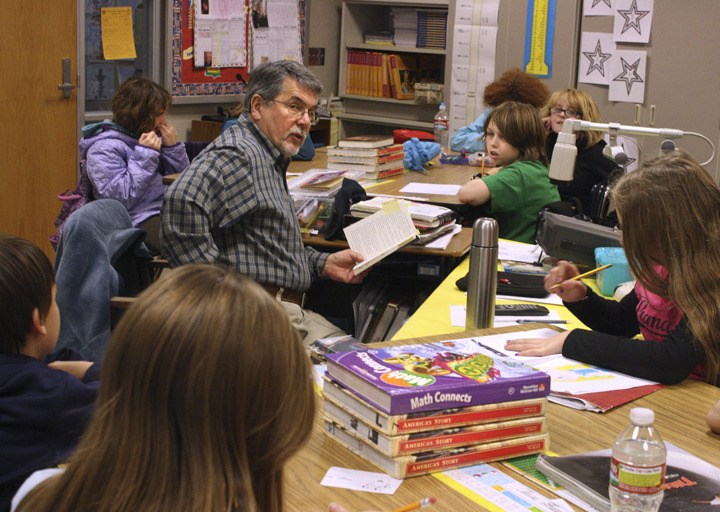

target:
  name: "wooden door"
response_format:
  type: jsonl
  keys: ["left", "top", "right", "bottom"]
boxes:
{"left": 0, "top": 1, "right": 78, "bottom": 259}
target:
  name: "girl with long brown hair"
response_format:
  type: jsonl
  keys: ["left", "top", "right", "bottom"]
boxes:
{"left": 506, "top": 151, "right": 720, "bottom": 388}
{"left": 13, "top": 263, "right": 316, "bottom": 512}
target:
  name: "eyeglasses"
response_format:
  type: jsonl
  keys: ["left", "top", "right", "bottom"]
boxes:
{"left": 271, "top": 100, "right": 319, "bottom": 125}
{"left": 550, "top": 107, "right": 581, "bottom": 118}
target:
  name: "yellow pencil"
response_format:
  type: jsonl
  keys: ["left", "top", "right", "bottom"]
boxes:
{"left": 480, "top": 153, "right": 486, "bottom": 177}
{"left": 549, "top": 263, "right": 612, "bottom": 291}
{"left": 391, "top": 496, "right": 436, "bottom": 512}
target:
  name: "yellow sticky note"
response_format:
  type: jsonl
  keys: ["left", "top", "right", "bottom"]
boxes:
{"left": 381, "top": 199, "right": 401, "bottom": 213}
{"left": 101, "top": 7, "right": 137, "bottom": 60}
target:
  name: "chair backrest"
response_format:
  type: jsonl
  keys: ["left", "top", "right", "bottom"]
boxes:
{"left": 587, "top": 182, "right": 611, "bottom": 225}
{"left": 54, "top": 199, "right": 152, "bottom": 361}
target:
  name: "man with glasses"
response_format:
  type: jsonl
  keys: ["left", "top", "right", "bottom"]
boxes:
{"left": 161, "top": 61, "right": 366, "bottom": 345}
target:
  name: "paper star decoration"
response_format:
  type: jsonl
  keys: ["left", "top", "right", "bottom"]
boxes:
{"left": 583, "top": 40, "right": 612, "bottom": 77}
{"left": 618, "top": 0, "right": 649, "bottom": 35}
{"left": 592, "top": 0, "right": 612, "bottom": 8}
{"left": 613, "top": 57, "right": 644, "bottom": 95}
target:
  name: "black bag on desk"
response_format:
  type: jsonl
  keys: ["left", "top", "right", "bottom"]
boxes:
{"left": 456, "top": 271, "right": 548, "bottom": 298}
{"left": 324, "top": 179, "right": 368, "bottom": 240}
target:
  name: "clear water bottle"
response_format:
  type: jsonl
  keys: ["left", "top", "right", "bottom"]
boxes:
{"left": 433, "top": 102, "right": 449, "bottom": 154}
{"left": 609, "top": 407, "right": 666, "bottom": 512}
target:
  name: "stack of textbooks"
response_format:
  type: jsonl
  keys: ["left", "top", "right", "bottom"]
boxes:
{"left": 349, "top": 196, "right": 457, "bottom": 245}
{"left": 322, "top": 338, "right": 551, "bottom": 478}
{"left": 328, "top": 136, "right": 405, "bottom": 179}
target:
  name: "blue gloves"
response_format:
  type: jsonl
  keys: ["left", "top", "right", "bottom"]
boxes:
{"left": 403, "top": 138, "right": 441, "bottom": 172}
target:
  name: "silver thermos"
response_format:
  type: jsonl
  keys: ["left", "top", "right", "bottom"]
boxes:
{"left": 465, "top": 217, "right": 498, "bottom": 329}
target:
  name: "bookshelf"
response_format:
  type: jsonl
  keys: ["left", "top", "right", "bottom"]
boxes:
{"left": 337, "top": 0, "right": 453, "bottom": 137}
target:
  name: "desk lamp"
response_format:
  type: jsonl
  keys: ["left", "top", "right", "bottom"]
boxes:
{"left": 548, "top": 119, "right": 715, "bottom": 182}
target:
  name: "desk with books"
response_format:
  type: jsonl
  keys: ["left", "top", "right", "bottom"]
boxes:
{"left": 163, "top": 146, "right": 476, "bottom": 208}
{"left": 284, "top": 326, "right": 720, "bottom": 512}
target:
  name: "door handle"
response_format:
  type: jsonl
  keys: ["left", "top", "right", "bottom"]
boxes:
{"left": 57, "top": 58, "right": 75, "bottom": 99}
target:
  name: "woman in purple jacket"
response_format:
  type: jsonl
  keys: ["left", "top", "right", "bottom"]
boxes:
{"left": 79, "top": 76, "right": 189, "bottom": 255}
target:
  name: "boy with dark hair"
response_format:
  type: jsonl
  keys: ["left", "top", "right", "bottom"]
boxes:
{"left": 0, "top": 234, "right": 99, "bottom": 512}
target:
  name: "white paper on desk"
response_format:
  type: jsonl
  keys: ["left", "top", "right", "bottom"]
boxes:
{"left": 421, "top": 223, "right": 462, "bottom": 250}
{"left": 321, "top": 467, "right": 402, "bottom": 494}
{"left": 465, "top": 328, "right": 565, "bottom": 366}
{"left": 449, "top": 305, "right": 563, "bottom": 329}
{"left": 399, "top": 182, "right": 461, "bottom": 196}
{"left": 498, "top": 241, "right": 545, "bottom": 264}
{"left": 533, "top": 357, "right": 658, "bottom": 395}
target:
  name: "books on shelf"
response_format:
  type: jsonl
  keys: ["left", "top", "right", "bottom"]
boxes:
{"left": 325, "top": 338, "right": 551, "bottom": 415}
{"left": 536, "top": 442, "right": 720, "bottom": 512}
{"left": 342, "top": 199, "right": 418, "bottom": 276}
{"left": 323, "top": 418, "right": 549, "bottom": 479}
{"left": 323, "top": 376, "right": 549, "bottom": 435}
{"left": 350, "top": 196, "right": 455, "bottom": 229}
{"left": 388, "top": 53, "right": 417, "bottom": 100}
{"left": 416, "top": 9, "right": 448, "bottom": 49}
{"left": 324, "top": 394, "right": 547, "bottom": 456}
{"left": 337, "top": 135, "right": 394, "bottom": 149}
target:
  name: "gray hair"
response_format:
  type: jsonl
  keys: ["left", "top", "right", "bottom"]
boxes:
{"left": 243, "top": 60, "right": 323, "bottom": 110}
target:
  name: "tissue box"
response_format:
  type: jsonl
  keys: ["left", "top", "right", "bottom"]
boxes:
{"left": 414, "top": 82, "right": 444, "bottom": 104}
{"left": 594, "top": 247, "right": 632, "bottom": 296}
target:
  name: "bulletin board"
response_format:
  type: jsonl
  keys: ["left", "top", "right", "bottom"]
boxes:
{"left": 166, "top": 0, "right": 249, "bottom": 103}
{"left": 166, "top": 0, "right": 307, "bottom": 104}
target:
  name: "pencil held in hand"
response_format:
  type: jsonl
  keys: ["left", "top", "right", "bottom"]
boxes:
{"left": 392, "top": 496, "right": 436, "bottom": 512}
{"left": 549, "top": 264, "right": 612, "bottom": 291}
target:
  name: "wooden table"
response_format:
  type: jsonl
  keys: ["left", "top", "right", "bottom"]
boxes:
{"left": 284, "top": 325, "right": 720, "bottom": 512}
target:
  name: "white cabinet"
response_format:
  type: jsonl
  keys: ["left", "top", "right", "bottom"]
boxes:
{"left": 337, "top": 0, "right": 454, "bottom": 137}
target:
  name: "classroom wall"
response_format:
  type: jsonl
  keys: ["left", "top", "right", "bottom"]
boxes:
{"left": 167, "top": 0, "right": 343, "bottom": 142}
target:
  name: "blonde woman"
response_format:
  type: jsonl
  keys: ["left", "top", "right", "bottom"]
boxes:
{"left": 13, "top": 263, "right": 316, "bottom": 512}
{"left": 541, "top": 89, "right": 620, "bottom": 214}
{"left": 506, "top": 152, "right": 720, "bottom": 388}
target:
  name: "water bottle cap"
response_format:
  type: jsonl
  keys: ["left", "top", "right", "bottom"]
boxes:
{"left": 630, "top": 407, "right": 654, "bottom": 426}
{"left": 471, "top": 217, "right": 498, "bottom": 246}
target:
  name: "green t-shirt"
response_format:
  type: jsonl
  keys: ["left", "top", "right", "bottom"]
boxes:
{"left": 481, "top": 159, "right": 559, "bottom": 243}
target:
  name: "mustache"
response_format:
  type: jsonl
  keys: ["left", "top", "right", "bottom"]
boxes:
{"left": 288, "top": 128, "right": 306, "bottom": 138}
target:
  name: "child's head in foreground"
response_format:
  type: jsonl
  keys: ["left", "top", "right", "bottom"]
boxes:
{"left": 0, "top": 234, "right": 58, "bottom": 356}
{"left": 17, "top": 262, "right": 316, "bottom": 512}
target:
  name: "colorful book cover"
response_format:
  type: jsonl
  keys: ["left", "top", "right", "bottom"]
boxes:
{"left": 322, "top": 375, "right": 548, "bottom": 435}
{"left": 324, "top": 418, "right": 549, "bottom": 479}
{"left": 325, "top": 338, "right": 550, "bottom": 415}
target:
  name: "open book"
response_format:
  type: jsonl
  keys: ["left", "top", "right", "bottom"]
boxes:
{"left": 343, "top": 199, "right": 417, "bottom": 275}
